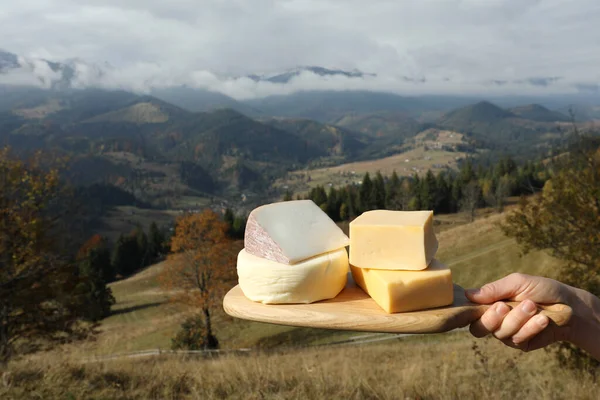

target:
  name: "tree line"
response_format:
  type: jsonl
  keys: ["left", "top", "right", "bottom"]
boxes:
{"left": 293, "top": 156, "right": 549, "bottom": 222}
{"left": 0, "top": 146, "right": 178, "bottom": 362}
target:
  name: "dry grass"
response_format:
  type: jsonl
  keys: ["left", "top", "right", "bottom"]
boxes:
{"left": 85, "top": 209, "right": 565, "bottom": 355}
{"left": 3, "top": 332, "right": 598, "bottom": 399}
{"left": 2, "top": 209, "right": 596, "bottom": 398}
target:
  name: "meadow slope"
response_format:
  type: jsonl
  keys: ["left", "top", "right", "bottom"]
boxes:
{"left": 5, "top": 211, "right": 593, "bottom": 399}
{"left": 75, "top": 210, "right": 562, "bottom": 356}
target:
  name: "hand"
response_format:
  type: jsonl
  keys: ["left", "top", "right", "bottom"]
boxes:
{"left": 465, "top": 273, "right": 576, "bottom": 352}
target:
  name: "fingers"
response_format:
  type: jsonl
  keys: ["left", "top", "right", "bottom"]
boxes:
{"left": 469, "top": 300, "right": 556, "bottom": 353}
{"left": 469, "top": 302, "right": 511, "bottom": 338}
{"left": 501, "top": 317, "right": 554, "bottom": 352}
{"left": 466, "top": 273, "right": 531, "bottom": 304}
{"left": 511, "top": 314, "right": 549, "bottom": 344}
{"left": 493, "top": 299, "right": 538, "bottom": 339}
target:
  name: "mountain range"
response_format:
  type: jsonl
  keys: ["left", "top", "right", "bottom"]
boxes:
{"left": 2, "top": 48, "right": 599, "bottom": 206}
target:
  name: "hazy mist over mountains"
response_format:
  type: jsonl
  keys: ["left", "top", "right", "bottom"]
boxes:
{"left": 2, "top": 47, "right": 600, "bottom": 104}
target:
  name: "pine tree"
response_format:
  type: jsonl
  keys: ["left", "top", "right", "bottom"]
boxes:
{"left": 360, "top": 172, "right": 374, "bottom": 211}
{"left": 339, "top": 203, "right": 349, "bottom": 221}
{"left": 111, "top": 234, "right": 141, "bottom": 277}
{"left": 283, "top": 189, "right": 293, "bottom": 201}
{"left": 135, "top": 227, "right": 149, "bottom": 269}
{"left": 460, "top": 158, "right": 476, "bottom": 183}
{"left": 385, "top": 171, "right": 401, "bottom": 210}
{"left": 411, "top": 174, "right": 422, "bottom": 210}
{"left": 232, "top": 216, "right": 247, "bottom": 239}
{"left": 75, "top": 246, "right": 115, "bottom": 322}
{"left": 326, "top": 187, "right": 339, "bottom": 220}
{"left": 149, "top": 221, "right": 166, "bottom": 261}
{"left": 450, "top": 176, "right": 463, "bottom": 213}
{"left": 435, "top": 172, "right": 450, "bottom": 213}
{"left": 420, "top": 170, "right": 437, "bottom": 210}
{"left": 373, "top": 172, "right": 386, "bottom": 209}
{"left": 223, "top": 208, "right": 235, "bottom": 228}
{"left": 346, "top": 187, "right": 358, "bottom": 219}
{"left": 309, "top": 186, "right": 328, "bottom": 208}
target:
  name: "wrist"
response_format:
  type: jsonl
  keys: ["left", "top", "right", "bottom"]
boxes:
{"left": 564, "top": 286, "right": 600, "bottom": 353}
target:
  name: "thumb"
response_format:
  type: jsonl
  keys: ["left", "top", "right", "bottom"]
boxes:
{"left": 465, "top": 273, "right": 530, "bottom": 304}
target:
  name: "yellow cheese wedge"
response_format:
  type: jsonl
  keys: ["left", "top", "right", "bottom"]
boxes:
{"left": 350, "top": 259, "right": 453, "bottom": 313}
{"left": 237, "top": 248, "right": 349, "bottom": 304}
{"left": 349, "top": 210, "right": 438, "bottom": 270}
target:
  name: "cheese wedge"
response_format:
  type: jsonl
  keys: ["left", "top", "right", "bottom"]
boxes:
{"left": 349, "top": 210, "right": 438, "bottom": 270}
{"left": 244, "top": 200, "right": 349, "bottom": 265}
{"left": 350, "top": 259, "right": 453, "bottom": 313}
{"left": 237, "top": 248, "right": 349, "bottom": 304}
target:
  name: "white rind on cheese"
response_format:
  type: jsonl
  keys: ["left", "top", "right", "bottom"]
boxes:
{"left": 237, "top": 247, "right": 349, "bottom": 304}
{"left": 244, "top": 200, "right": 349, "bottom": 265}
{"left": 349, "top": 210, "right": 438, "bottom": 270}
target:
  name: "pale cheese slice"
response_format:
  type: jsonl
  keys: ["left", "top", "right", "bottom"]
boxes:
{"left": 237, "top": 248, "right": 349, "bottom": 304}
{"left": 349, "top": 210, "right": 438, "bottom": 270}
{"left": 244, "top": 200, "right": 349, "bottom": 264}
{"left": 350, "top": 259, "right": 453, "bottom": 313}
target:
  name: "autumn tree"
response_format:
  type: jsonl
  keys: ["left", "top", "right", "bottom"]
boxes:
{"left": 0, "top": 148, "right": 85, "bottom": 362}
{"left": 502, "top": 133, "right": 600, "bottom": 372}
{"left": 161, "top": 209, "right": 238, "bottom": 349}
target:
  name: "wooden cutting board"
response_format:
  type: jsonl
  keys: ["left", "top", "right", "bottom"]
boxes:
{"left": 223, "top": 279, "right": 572, "bottom": 334}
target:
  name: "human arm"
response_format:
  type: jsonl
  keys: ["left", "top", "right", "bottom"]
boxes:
{"left": 465, "top": 273, "right": 600, "bottom": 360}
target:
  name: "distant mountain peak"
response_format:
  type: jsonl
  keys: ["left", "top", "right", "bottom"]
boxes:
{"left": 439, "top": 100, "right": 514, "bottom": 126}
{"left": 0, "top": 50, "right": 20, "bottom": 72}
{"left": 509, "top": 103, "right": 570, "bottom": 122}
{"left": 247, "top": 66, "right": 376, "bottom": 84}
{"left": 0, "top": 49, "right": 106, "bottom": 90}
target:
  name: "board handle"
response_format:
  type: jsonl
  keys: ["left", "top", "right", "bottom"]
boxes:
{"left": 480, "top": 302, "right": 573, "bottom": 327}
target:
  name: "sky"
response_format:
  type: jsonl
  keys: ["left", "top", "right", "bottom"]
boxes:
{"left": 1, "top": 0, "right": 600, "bottom": 99}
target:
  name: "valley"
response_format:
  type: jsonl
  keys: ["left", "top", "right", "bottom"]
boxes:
{"left": 0, "top": 85, "right": 580, "bottom": 212}
{"left": 1, "top": 82, "right": 599, "bottom": 400}
{"left": 274, "top": 129, "right": 480, "bottom": 193}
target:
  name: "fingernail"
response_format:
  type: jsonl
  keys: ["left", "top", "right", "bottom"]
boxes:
{"left": 512, "top": 335, "right": 525, "bottom": 345}
{"left": 522, "top": 300, "right": 536, "bottom": 314}
{"left": 495, "top": 302, "right": 510, "bottom": 316}
{"left": 535, "top": 315, "right": 549, "bottom": 328}
{"left": 466, "top": 288, "right": 481, "bottom": 296}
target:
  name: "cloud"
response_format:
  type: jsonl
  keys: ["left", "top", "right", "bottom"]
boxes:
{"left": 1, "top": 0, "right": 600, "bottom": 98}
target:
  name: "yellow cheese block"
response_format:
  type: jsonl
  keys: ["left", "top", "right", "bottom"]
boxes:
{"left": 349, "top": 210, "right": 438, "bottom": 270}
{"left": 350, "top": 259, "right": 453, "bottom": 313}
